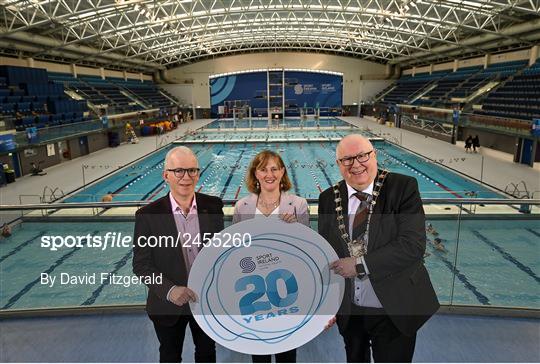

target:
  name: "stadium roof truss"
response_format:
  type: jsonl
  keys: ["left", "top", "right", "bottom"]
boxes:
{"left": 0, "top": 0, "right": 539, "bottom": 72}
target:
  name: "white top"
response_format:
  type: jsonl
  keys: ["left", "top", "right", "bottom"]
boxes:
{"left": 255, "top": 206, "right": 280, "bottom": 216}
{"left": 345, "top": 181, "right": 383, "bottom": 309}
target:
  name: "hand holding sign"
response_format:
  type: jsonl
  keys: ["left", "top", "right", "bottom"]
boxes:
{"left": 188, "top": 219, "right": 344, "bottom": 355}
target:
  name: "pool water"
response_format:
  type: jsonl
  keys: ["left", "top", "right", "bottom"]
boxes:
{"left": 3, "top": 118, "right": 531, "bottom": 312}
{"left": 1, "top": 219, "right": 538, "bottom": 310}
{"left": 202, "top": 117, "right": 349, "bottom": 129}
{"left": 65, "top": 129, "right": 502, "bottom": 203}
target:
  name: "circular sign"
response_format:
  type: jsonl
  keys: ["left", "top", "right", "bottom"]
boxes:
{"left": 188, "top": 219, "right": 344, "bottom": 355}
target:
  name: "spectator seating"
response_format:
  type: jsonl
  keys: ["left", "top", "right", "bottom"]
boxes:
{"left": 475, "top": 61, "right": 540, "bottom": 121}
{"left": 0, "top": 66, "right": 89, "bottom": 131}
{"left": 381, "top": 71, "right": 449, "bottom": 104}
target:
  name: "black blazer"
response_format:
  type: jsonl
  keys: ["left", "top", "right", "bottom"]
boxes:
{"left": 318, "top": 172, "right": 439, "bottom": 337}
{"left": 132, "top": 192, "right": 224, "bottom": 326}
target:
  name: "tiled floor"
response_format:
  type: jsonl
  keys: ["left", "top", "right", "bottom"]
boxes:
{"left": 1, "top": 312, "right": 538, "bottom": 362}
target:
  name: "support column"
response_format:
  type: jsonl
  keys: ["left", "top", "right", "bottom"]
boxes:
{"left": 385, "top": 64, "right": 392, "bottom": 78}
{"left": 71, "top": 64, "right": 77, "bottom": 78}
{"left": 26, "top": 58, "right": 34, "bottom": 68}
{"left": 453, "top": 59, "right": 458, "bottom": 72}
{"left": 412, "top": 67, "right": 416, "bottom": 77}
{"left": 395, "top": 64, "right": 401, "bottom": 78}
{"left": 429, "top": 64, "right": 434, "bottom": 74}
{"left": 483, "top": 54, "right": 491, "bottom": 69}
{"left": 140, "top": 73, "right": 144, "bottom": 82}
{"left": 530, "top": 45, "right": 539, "bottom": 66}
{"left": 123, "top": 70, "right": 127, "bottom": 81}
{"left": 99, "top": 67, "right": 105, "bottom": 80}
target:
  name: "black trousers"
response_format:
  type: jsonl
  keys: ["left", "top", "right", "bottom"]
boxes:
{"left": 152, "top": 315, "right": 216, "bottom": 363}
{"left": 342, "top": 307, "right": 416, "bottom": 363}
{"left": 252, "top": 349, "right": 296, "bottom": 363}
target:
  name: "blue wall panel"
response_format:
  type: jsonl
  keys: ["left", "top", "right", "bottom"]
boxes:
{"left": 210, "top": 71, "right": 342, "bottom": 117}
{"left": 284, "top": 71, "right": 342, "bottom": 110}
{"left": 210, "top": 72, "right": 267, "bottom": 117}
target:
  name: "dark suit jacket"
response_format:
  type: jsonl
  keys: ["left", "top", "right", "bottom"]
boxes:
{"left": 318, "top": 172, "right": 439, "bottom": 337}
{"left": 132, "top": 192, "right": 224, "bottom": 326}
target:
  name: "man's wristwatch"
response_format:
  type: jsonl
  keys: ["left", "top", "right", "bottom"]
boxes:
{"left": 355, "top": 257, "right": 367, "bottom": 278}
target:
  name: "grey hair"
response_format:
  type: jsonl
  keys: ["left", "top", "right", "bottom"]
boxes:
{"left": 336, "top": 134, "right": 373, "bottom": 159}
{"left": 164, "top": 146, "right": 198, "bottom": 169}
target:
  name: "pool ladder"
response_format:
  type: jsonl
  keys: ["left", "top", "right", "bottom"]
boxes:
{"left": 505, "top": 181, "right": 534, "bottom": 213}
{"left": 504, "top": 181, "right": 530, "bottom": 199}
{"left": 41, "top": 185, "right": 65, "bottom": 203}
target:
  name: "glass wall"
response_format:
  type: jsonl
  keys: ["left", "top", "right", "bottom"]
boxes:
{"left": 0, "top": 199, "right": 538, "bottom": 312}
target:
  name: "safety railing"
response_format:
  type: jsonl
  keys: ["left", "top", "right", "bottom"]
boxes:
{"left": 0, "top": 198, "right": 538, "bottom": 314}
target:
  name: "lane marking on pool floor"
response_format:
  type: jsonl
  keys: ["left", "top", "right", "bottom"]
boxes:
{"left": 0, "top": 232, "right": 46, "bottom": 264}
{"left": 471, "top": 230, "right": 540, "bottom": 284}
{"left": 220, "top": 146, "right": 246, "bottom": 199}
{"left": 378, "top": 149, "right": 463, "bottom": 198}
{"left": 82, "top": 249, "right": 133, "bottom": 306}
{"left": 430, "top": 249, "right": 491, "bottom": 305}
{"left": 2, "top": 230, "right": 101, "bottom": 310}
{"left": 525, "top": 228, "right": 540, "bottom": 239}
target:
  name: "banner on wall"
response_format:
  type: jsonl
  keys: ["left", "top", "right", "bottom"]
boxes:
{"left": 284, "top": 71, "right": 342, "bottom": 113}
{"left": 26, "top": 127, "right": 38, "bottom": 143}
{"left": 210, "top": 72, "right": 268, "bottom": 117}
{"left": 188, "top": 219, "right": 344, "bottom": 355}
{"left": 0, "top": 134, "right": 16, "bottom": 152}
{"left": 209, "top": 71, "right": 343, "bottom": 117}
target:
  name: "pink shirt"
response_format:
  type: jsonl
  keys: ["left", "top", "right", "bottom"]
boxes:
{"left": 169, "top": 192, "right": 200, "bottom": 273}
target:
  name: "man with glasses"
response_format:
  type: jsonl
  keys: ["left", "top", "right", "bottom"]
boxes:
{"left": 133, "top": 146, "right": 224, "bottom": 362}
{"left": 318, "top": 134, "right": 439, "bottom": 362}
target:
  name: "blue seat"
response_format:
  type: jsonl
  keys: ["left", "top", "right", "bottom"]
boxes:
{"left": 22, "top": 116, "right": 35, "bottom": 127}
{"left": 5, "top": 95, "right": 20, "bottom": 103}
{"left": 16, "top": 102, "right": 31, "bottom": 112}
{"left": 0, "top": 103, "right": 15, "bottom": 114}
{"left": 31, "top": 102, "right": 46, "bottom": 112}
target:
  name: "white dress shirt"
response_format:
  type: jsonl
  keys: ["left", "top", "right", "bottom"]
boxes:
{"left": 346, "top": 182, "right": 383, "bottom": 308}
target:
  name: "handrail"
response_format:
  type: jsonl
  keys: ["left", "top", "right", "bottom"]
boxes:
{"left": 0, "top": 198, "right": 539, "bottom": 211}
{"left": 504, "top": 180, "right": 531, "bottom": 199}
{"left": 41, "top": 186, "right": 66, "bottom": 203}
{"left": 41, "top": 185, "right": 50, "bottom": 203}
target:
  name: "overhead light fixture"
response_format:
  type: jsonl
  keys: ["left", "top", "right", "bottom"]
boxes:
{"left": 410, "top": 1, "right": 417, "bottom": 7}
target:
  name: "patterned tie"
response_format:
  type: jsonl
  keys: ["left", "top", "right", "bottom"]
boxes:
{"left": 352, "top": 192, "right": 370, "bottom": 241}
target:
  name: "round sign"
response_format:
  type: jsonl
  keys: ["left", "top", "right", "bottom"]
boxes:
{"left": 188, "top": 218, "right": 344, "bottom": 355}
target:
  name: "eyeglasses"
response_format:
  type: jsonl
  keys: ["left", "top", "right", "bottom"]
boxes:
{"left": 338, "top": 150, "right": 374, "bottom": 166}
{"left": 166, "top": 168, "right": 200, "bottom": 178}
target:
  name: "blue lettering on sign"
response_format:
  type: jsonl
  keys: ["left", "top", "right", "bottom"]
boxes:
{"left": 241, "top": 306, "right": 301, "bottom": 324}
{"left": 235, "top": 268, "right": 299, "bottom": 316}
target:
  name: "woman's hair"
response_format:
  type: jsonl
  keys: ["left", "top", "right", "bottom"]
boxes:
{"left": 246, "top": 150, "right": 292, "bottom": 194}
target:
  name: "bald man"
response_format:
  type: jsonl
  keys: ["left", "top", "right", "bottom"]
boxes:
{"left": 318, "top": 134, "right": 439, "bottom": 362}
{"left": 133, "top": 146, "right": 224, "bottom": 362}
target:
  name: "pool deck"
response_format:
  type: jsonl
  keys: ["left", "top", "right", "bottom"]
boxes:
{"left": 0, "top": 119, "right": 214, "bottom": 208}
{"left": 1, "top": 116, "right": 539, "bottom": 221}
{"left": 1, "top": 312, "right": 538, "bottom": 362}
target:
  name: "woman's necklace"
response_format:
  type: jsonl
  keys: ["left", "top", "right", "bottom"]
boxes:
{"left": 257, "top": 193, "right": 280, "bottom": 210}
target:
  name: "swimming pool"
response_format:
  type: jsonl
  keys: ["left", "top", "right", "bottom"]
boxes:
{"left": 64, "top": 128, "right": 502, "bottom": 203}
{"left": 202, "top": 117, "right": 349, "bottom": 129}
{"left": 1, "top": 217, "right": 538, "bottom": 311}
{"left": 3, "top": 122, "right": 533, "bottom": 313}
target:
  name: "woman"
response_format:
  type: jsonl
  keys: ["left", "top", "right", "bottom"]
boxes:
{"left": 472, "top": 135, "right": 480, "bottom": 153}
{"left": 465, "top": 135, "right": 473, "bottom": 153}
{"left": 233, "top": 150, "right": 309, "bottom": 363}
{"left": 233, "top": 150, "right": 309, "bottom": 226}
